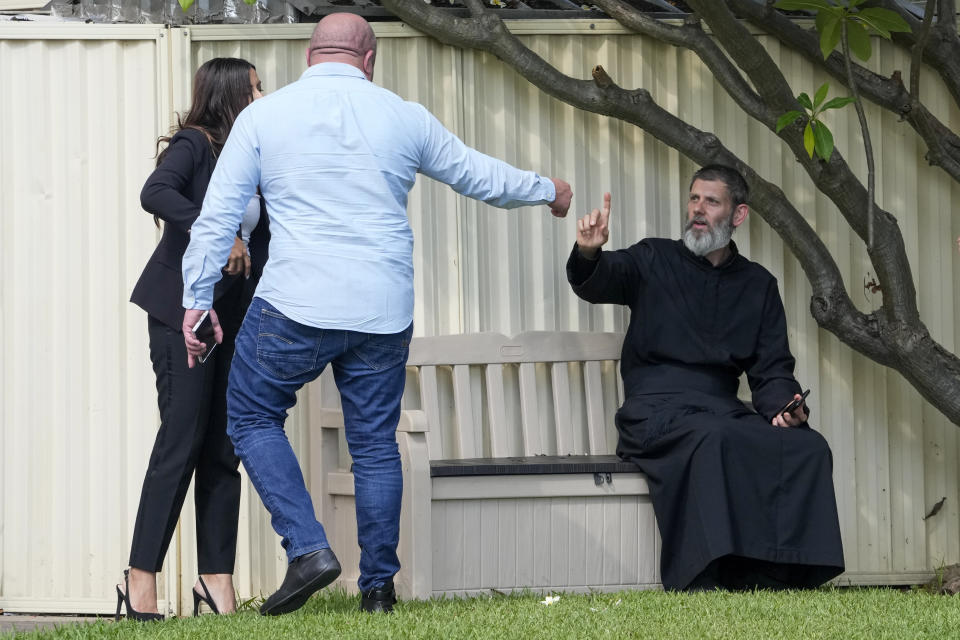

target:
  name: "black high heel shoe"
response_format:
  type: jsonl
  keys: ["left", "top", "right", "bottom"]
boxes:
{"left": 192, "top": 576, "right": 222, "bottom": 616}
{"left": 115, "top": 569, "right": 165, "bottom": 622}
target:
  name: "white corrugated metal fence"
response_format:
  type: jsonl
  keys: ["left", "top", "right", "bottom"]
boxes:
{"left": 1, "top": 20, "right": 958, "bottom": 613}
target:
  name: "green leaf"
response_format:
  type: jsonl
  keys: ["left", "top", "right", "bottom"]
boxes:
{"left": 853, "top": 17, "right": 890, "bottom": 39}
{"left": 818, "top": 12, "right": 842, "bottom": 59}
{"left": 821, "top": 95, "right": 856, "bottom": 110}
{"left": 813, "top": 82, "right": 830, "bottom": 108}
{"left": 815, "top": 7, "right": 843, "bottom": 33}
{"left": 178, "top": 0, "right": 194, "bottom": 10}
{"left": 244, "top": 0, "right": 257, "bottom": 4}
{"left": 848, "top": 0, "right": 867, "bottom": 6}
{"left": 803, "top": 122, "right": 816, "bottom": 158}
{"left": 846, "top": 21, "right": 872, "bottom": 60}
{"left": 815, "top": 7, "right": 831, "bottom": 31}
{"left": 774, "top": 0, "right": 834, "bottom": 11}
{"left": 776, "top": 110, "right": 805, "bottom": 132}
{"left": 855, "top": 7, "right": 912, "bottom": 38}
{"left": 797, "top": 92, "right": 814, "bottom": 110}
{"left": 812, "top": 121, "right": 835, "bottom": 161}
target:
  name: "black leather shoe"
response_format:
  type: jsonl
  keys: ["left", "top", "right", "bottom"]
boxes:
{"left": 360, "top": 582, "right": 397, "bottom": 613}
{"left": 260, "top": 548, "right": 341, "bottom": 616}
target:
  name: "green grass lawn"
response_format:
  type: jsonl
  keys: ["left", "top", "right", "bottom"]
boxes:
{"left": 10, "top": 587, "right": 960, "bottom": 640}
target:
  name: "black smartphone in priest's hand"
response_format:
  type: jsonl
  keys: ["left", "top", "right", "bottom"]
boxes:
{"left": 192, "top": 310, "right": 218, "bottom": 365}
{"left": 777, "top": 389, "right": 810, "bottom": 417}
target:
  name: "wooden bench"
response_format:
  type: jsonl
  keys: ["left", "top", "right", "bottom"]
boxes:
{"left": 307, "top": 331, "right": 662, "bottom": 599}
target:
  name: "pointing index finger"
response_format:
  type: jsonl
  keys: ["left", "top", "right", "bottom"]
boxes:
{"left": 602, "top": 192, "right": 612, "bottom": 223}
{"left": 600, "top": 191, "right": 610, "bottom": 227}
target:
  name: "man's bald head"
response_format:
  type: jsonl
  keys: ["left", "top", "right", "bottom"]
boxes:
{"left": 307, "top": 13, "right": 377, "bottom": 79}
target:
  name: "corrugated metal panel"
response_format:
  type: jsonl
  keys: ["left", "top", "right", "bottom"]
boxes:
{"left": 0, "top": 24, "right": 175, "bottom": 613}
{"left": 1, "top": 21, "right": 959, "bottom": 614}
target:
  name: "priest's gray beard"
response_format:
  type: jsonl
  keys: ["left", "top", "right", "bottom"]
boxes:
{"left": 682, "top": 212, "right": 735, "bottom": 256}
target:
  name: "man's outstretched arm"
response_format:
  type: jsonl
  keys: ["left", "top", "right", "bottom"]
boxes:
{"left": 416, "top": 106, "right": 570, "bottom": 216}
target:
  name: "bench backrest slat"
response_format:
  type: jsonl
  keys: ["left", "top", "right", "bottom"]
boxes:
{"left": 551, "top": 362, "right": 575, "bottom": 455}
{"left": 418, "top": 365, "right": 445, "bottom": 457}
{"left": 485, "top": 364, "right": 510, "bottom": 457}
{"left": 518, "top": 362, "right": 542, "bottom": 456}
{"left": 452, "top": 364, "right": 478, "bottom": 458}
{"left": 584, "top": 360, "right": 607, "bottom": 454}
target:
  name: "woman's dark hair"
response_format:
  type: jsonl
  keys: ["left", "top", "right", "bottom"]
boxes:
{"left": 153, "top": 57, "right": 257, "bottom": 225}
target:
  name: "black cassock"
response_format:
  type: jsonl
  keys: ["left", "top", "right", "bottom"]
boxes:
{"left": 567, "top": 238, "right": 844, "bottom": 591}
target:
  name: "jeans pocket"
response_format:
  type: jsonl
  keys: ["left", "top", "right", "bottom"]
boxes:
{"left": 256, "top": 308, "right": 318, "bottom": 380}
{"left": 353, "top": 326, "right": 412, "bottom": 371}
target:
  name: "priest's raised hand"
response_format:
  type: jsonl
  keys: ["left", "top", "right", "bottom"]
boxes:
{"left": 576, "top": 192, "right": 611, "bottom": 259}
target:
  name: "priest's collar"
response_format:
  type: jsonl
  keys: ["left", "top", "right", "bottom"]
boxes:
{"left": 675, "top": 239, "right": 741, "bottom": 269}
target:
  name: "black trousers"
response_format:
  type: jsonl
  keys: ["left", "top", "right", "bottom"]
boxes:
{"left": 128, "top": 280, "right": 245, "bottom": 574}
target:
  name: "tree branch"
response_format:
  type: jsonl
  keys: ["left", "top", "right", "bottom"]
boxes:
{"left": 910, "top": 0, "right": 938, "bottom": 99}
{"left": 876, "top": 0, "right": 960, "bottom": 110}
{"left": 685, "top": 1, "right": 798, "bottom": 113}
{"left": 940, "top": 0, "right": 958, "bottom": 31}
{"left": 840, "top": 18, "right": 876, "bottom": 249}
{"left": 462, "top": 0, "right": 486, "bottom": 18}
{"left": 931, "top": 0, "right": 960, "bottom": 100}
{"left": 591, "top": 0, "right": 773, "bottom": 124}
{"left": 728, "top": 0, "right": 960, "bottom": 184}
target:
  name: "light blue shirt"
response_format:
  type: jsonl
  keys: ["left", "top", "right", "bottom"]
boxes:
{"left": 182, "top": 63, "right": 556, "bottom": 333}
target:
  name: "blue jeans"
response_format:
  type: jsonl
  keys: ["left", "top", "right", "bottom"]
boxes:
{"left": 227, "top": 297, "right": 412, "bottom": 593}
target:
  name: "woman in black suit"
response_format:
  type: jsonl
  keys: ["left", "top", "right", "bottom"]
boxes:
{"left": 116, "top": 58, "right": 269, "bottom": 621}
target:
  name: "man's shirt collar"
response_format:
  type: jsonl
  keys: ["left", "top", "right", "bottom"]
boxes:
{"left": 676, "top": 238, "right": 742, "bottom": 270}
{"left": 301, "top": 62, "right": 368, "bottom": 81}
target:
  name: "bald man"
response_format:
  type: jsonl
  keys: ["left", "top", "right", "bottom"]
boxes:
{"left": 180, "top": 13, "right": 572, "bottom": 615}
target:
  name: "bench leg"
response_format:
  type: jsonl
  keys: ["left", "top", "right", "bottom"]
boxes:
{"left": 397, "top": 430, "right": 432, "bottom": 600}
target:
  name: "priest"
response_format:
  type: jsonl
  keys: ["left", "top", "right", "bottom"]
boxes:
{"left": 567, "top": 165, "right": 844, "bottom": 591}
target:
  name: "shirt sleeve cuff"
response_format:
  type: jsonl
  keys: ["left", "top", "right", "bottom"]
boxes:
{"left": 182, "top": 255, "right": 214, "bottom": 309}
{"left": 539, "top": 175, "right": 556, "bottom": 203}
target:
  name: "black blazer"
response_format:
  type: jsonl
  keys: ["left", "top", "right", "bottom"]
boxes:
{"left": 130, "top": 127, "right": 269, "bottom": 331}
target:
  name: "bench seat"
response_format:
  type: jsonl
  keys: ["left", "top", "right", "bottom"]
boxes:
{"left": 430, "top": 454, "right": 641, "bottom": 477}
